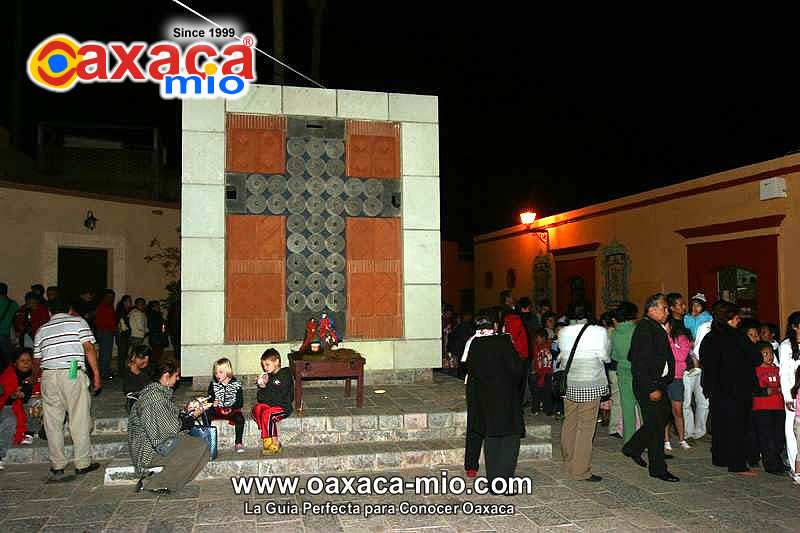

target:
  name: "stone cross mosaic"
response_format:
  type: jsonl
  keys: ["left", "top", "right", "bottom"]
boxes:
{"left": 225, "top": 115, "right": 401, "bottom": 341}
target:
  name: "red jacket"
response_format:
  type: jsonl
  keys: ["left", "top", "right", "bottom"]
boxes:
{"left": 0, "top": 366, "right": 27, "bottom": 445}
{"left": 95, "top": 303, "right": 117, "bottom": 332}
{"left": 14, "top": 305, "right": 50, "bottom": 338}
{"left": 753, "top": 365, "right": 783, "bottom": 411}
{"left": 503, "top": 313, "right": 529, "bottom": 359}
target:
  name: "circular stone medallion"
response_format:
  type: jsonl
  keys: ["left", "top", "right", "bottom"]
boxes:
{"left": 306, "top": 138, "right": 325, "bottom": 159}
{"left": 287, "top": 292, "right": 306, "bottom": 312}
{"left": 246, "top": 194, "right": 267, "bottom": 214}
{"left": 306, "top": 215, "right": 325, "bottom": 234}
{"left": 325, "top": 196, "right": 345, "bottom": 216}
{"left": 326, "top": 272, "right": 345, "bottom": 292}
{"left": 326, "top": 253, "right": 345, "bottom": 272}
{"left": 325, "top": 214, "right": 345, "bottom": 234}
{"left": 325, "top": 234, "right": 345, "bottom": 254}
{"left": 287, "top": 233, "right": 307, "bottom": 254}
{"left": 305, "top": 252, "right": 326, "bottom": 273}
{"left": 364, "top": 178, "right": 384, "bottom": 198}
{"left": 325, "top": 158, "right": 345, "bottom": 178}
{"left": 287, "top": 175, "right": 306, "bottom": 196}
{"left": 267, "top": 175, "right": 287, "bottom": 195}
{"left": 287, "top": 214, "right": 306, "bottom": 234}
{"left": 306, "top": 195, "right": 325, "bottom": 215}
{"left": 306, "top": 158, "right": 325, "bottom": 178}
{"left": 287, "top": 156, "right": 305, "bottom": 176}
{"left": 287, "top": 272, "right": 306, "bottom": 292}
{"left": 267, "top": 194, "right": 287, "bottom": 214}
{"left": 344, "top": 197, "right": 362, "bottom": 216}
{"left": 345, "top": 177, "right": 364, "bottom": 197}
{"left": 306, "top": 291, "right": 325, "bottom": 312}
{"left": 326, "top": 291, "right": 345, "bottom": 312}
{"left": 307, "top": 233, "right": 325, "bottom": 253}
{"left": 363, "top": 197, "right": 383, "bottom": 217}
{"left": 246, "top": 174, "right": 267, "bottom": 195}
{"left": 325, "top": 176, "right": 345, "bottom": 197}
{"left": 287, "top": 138, "right": 306, "bottom": 157}
{"left": 325, "top": 140, "right": 345, "bottom": 159}
{"left": 306, "top": 176, "right": 326, "bottom": 196}
{"left": 306, "top": 272, "right": 325, "bottom": 292}
{"left": 287, "top": 254, "right": 305, "bottom": 272}
{"left": 287, "top": 195, "right": 306, "bottom": 215}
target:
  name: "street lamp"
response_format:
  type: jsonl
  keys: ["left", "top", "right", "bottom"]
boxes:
{"left": 520, "top": 211, "right": 549, "bottom": 250}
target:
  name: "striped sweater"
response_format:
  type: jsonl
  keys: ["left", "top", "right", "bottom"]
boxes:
{"left": 207, "top": 377, "right": 244, "bottom": 409}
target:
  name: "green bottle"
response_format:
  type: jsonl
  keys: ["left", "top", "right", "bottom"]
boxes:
{"left": 69, "top": 359, "right": 78, "bottom": 380}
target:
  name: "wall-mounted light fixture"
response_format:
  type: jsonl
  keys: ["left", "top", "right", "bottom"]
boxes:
{"left": 84, "top": 210, "right": 98, "bottom": 231}
{"left": 520, "top": 211, "right": 549, "bottom": 250}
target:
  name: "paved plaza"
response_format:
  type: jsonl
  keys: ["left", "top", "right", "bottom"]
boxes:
{"left": 1, "top": 375, "right": 798, "bottom": 532}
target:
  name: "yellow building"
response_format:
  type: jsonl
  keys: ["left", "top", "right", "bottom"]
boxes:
{"left": 474, "top": 154, "right": 800, "bottom": 327}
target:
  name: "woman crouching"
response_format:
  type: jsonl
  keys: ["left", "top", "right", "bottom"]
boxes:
{"left": 128, "top": 358, "right": 209, "bottom": 494}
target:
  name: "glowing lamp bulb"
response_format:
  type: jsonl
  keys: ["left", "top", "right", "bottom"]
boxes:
{"left": 520, "top": 211, "right": 537, "bottom": 225}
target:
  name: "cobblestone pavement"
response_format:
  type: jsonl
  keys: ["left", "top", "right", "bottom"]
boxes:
{"left": 2, "top": 416, "right": 797, "bottom": 533}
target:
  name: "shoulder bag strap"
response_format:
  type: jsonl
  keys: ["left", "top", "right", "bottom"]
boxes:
{"left": 563, "top": 323, "right": 591, "bottom": 376}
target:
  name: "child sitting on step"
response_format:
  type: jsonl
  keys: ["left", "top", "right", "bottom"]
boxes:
{"left": 207, "top": 357, "right": 245, "bottom": 453}
{"left": 252, "top": 348, "right": 294, "bottom": 455}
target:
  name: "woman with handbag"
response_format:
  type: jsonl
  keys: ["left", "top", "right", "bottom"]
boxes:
{"left": 128, "top": 358, "right": 209, "bottom": 494}
{"left": 556, "top": 315, "right": 611, "bottom": 482}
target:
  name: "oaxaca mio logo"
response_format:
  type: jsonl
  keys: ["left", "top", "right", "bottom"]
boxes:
{"left": 27, "top": 33, "right": 257, "bottom": 99}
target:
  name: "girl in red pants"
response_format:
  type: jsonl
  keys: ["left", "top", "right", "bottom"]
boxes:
{"left": 252, "top": 349, "right": 294, "bottom": 455}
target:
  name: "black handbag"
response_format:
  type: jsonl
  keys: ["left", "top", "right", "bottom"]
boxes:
{"left": 552, "top": 323, "right": 591, "bottom": 398}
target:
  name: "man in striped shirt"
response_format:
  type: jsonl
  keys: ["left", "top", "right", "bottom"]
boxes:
{"left": 33, "top": 299, "right": 102, "bottom": 482}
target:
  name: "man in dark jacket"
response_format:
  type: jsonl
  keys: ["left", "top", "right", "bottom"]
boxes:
{"left": 465, "top": 315, "right": 525, "bottom": 492}
{"left": 622, "top": 293, "right": 679, "bottom": 482}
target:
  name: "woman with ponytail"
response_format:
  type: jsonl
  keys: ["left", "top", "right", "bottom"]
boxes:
{"left": 779, "top": 312, "right": 800, "bottom": 475}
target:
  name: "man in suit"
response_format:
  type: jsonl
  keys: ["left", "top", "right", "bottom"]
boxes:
{"left": 622, "top": 293, "right": 680, "bottom": 482}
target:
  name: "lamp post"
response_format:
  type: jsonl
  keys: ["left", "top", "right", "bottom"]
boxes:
{"left": 520, "top": 211, "right": 549, "bottom": 251}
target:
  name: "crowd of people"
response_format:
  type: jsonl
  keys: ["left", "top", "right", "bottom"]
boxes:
{"left": 0, "top": 281, "right": 180, "bottom": 476}
{"left": 456, "top": 289, "right": 800, "bottom": 488}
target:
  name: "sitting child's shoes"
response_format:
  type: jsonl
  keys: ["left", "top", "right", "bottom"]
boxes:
{"left": 268, "top": 442, "right": 281, "bottom": 454}
{"left": 21, "top": 435, "right": 34, "bottom": 445}
{"left": 235, "top": 443, "right": 245, "bottom": 453}
{"left": 262, "top": 438, "right": 273, "bottom": 451}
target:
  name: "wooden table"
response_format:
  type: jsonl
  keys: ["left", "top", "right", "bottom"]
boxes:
{"left": 289, "top": 349, "right": 365, "bottom": 414}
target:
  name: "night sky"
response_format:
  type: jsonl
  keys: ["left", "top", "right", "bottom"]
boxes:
{"left": 4, "top": 3, "right": 799, "bottom": 244}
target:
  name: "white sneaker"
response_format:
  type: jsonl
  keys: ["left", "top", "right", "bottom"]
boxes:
{"left": 679, "top": 440, "right": 692, "bottom": 450}
{"left": 21, "top": 435, "right": 34, "bottom": 445}
{"left": 664, "top": 441, "right": 673, "bottom": 452}
{"left": 0, "top": 458, "right": 5, "bottom": 470}
{"left": 791, "top": 473, "right": 800, "bottom": 486}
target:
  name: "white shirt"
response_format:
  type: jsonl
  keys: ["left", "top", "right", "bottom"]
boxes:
{"left": 694, "top": 321, "right": 712, "bottom": 358}
{"left": 779, "top": 338, "right": 800, "bottom": 404}
{"left": 557, "top": 324, "right": 611, "bottom": 387}
{"left": 33, "top": 313, "right": 96, "bottom": 369}
{"left": 128, "top": 308, "right": 149, "bottom": 338}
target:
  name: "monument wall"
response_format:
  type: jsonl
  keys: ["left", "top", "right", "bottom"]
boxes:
{"left": 181, "top": 85, "right": 441, "bottom": 382}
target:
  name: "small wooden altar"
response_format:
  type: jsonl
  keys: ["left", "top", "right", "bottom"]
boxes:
{"left": 289, "top": 348, "right": 365, "bottom": 414}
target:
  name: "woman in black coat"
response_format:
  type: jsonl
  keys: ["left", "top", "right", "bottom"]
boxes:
{"left": 464, "top": 315, "right": 525, "bottom": 491}
{"left": 700, "top": 301, "right": 762, "bottom": 474}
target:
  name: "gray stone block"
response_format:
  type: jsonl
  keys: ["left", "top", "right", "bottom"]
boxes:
{"left": 427, "top": 412, "right": 454, "bottom": 428}
{"left": 288, "top": 117, "right": 345, "bottom": 140}
{"left": 326, "top": 416, "right": 353, "bottom": 432}
{"left": 378, "top": 414, "right": 402, "bottom": 430}
{"left": 352, "top": 414, "right": 378, "bottom": 431}
{"left": 301, "top": 416, "right": 327, "bottom": 433}
{"left": 403, "top": 413, "right": 427, "bottom": 430}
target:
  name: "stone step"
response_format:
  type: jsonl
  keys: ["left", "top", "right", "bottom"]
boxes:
{"left": 9, "top": 421, "right": 551, "bottom": 464}
{"left": 103, "top": 437, "right": 553, "bottom": 485}
{"left": 4, "top": 434, "right": 127, "bottom": 465}
{"left": 65, "top": 411, "right": 552, "bottom": 448}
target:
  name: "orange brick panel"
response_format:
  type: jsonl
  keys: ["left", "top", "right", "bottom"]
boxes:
{"left": 346, "top": 217, "right": 403, "bottom": 339}
{"left": 225, "top": 215, "right": 286, "bottom": 343}
{"left": 345, "top": 120, "right": 401, "bottom": 179}
{"left": 225, "top": 114, "right": 286, "bottom": 174}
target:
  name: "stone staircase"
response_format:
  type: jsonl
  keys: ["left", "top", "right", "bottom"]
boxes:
{"left": 4, "top": 409, "right": 553, "bottom": 484}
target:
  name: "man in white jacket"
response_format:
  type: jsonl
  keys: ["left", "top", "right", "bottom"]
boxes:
{"left": 128, "top": 298, "right": 149, "bottom": 350}
{"left": 684, "top": 320, "right": 711, "bottom": 439}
